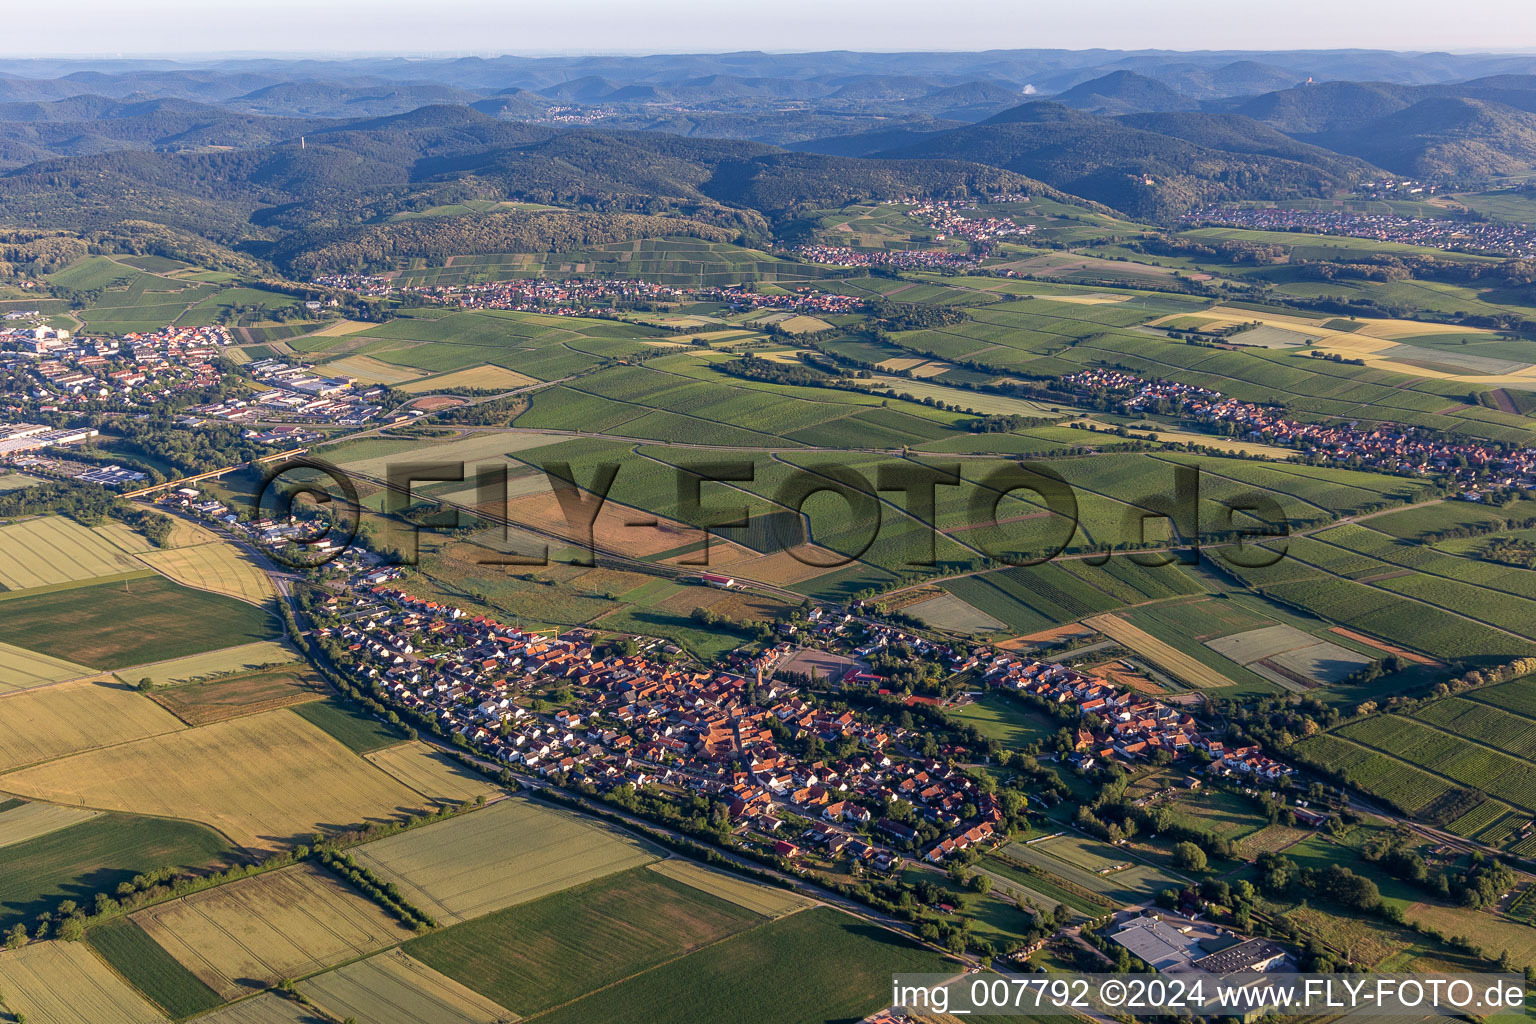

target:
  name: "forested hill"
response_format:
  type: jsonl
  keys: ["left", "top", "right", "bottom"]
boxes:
{"left": 807, "top": 102, "right": 1382, "bottom": 220}
{"left": 0, "top": 104, "right": 1062, "bottom": 271}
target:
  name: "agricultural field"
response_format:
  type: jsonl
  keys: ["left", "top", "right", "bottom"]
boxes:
{"left": 126, "top": 640, "right": 300, "bottom": 687}
{"left": 0, "top": 676, "right": 183, "bottom": 771}
{"left": 146, "top": 666, "right": 325, "bottom": 726}
{"left": 363, "top": 742, "right": 500, "bottom": 804}
{"left": 399, "top": 363, "right": 538, "bottom": 392}
{"left": 1003, "top": 836, "right": 1183, "bottom": 905}
{"left": 1332, "top": 713, "right": 1536, "bottom": 814}
{"left": 0, "top": 939, "right": 168, "bottom": 1024}
{"left": 349, "top": 796, "right": 660, "bottom": 924}
{"left": 529, "top": 907, "right": 954, "bottom": 1024}
{"left": 0, "top": 709, "right": 424, "bottom": 852}
{"left": 190, "top": 992, "right": 321, "bottom": 1024}
{"left": 646, "top": 859, "right": 816, "bottom": 918}
{"left": 1293, "top": 732, "right": 1462, "bottom": 816}
{"left": 0, "top": 514, "right": 147, "bottom": 591}
{"left": 130, "top": 863, "right": 418, "bottom": 999}
{"left": 1205, "top": 623, "right": 1374, "bottom": 689}
{"left": 0, "top": 800, "right": 99, "bottom": 849}
{"left": 901, "top": 590, "right": 1007, "bottom": 634}
{"left": 1403, "top": 901, "right": 1536, "bottom": 971}
{"left": 0, "top": 576, "right": 279, "bottom": 670}
{"left": 1082, "top": 613, "right": 1233, "bottom": 688}
{"left": 137, "top": 541, "right": 276, "bottom": 605}
{"left": 88, "top": 917, "right": 224, "bottom": 1019}
{"left": 0, "top": 639, "right": 96, "bottom": 692}
{"left": 406, "top": 865, "right": 766, "bottom": 1015}
{"left": 291, "top": 697, "right": 407, "bottom": 753}
{"left": 299, "top": 949, "right": 515, "bottom": 1024}
{"left": 0, "top": 813, "right": 227, "bottom": 928}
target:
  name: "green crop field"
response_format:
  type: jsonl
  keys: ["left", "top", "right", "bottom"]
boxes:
{"left": 528, "top": 907, "right": 954, "bottom": 1024}
{"left": 88, "top": 917, "right": 225, "bottom": 1019}
{"left": 0, "top": 813, "right": 228, "bottom": 928}
{"left": 407, "top": 865, "right": 765, "bottom": 1015}
{"left": 0, "top": 577, "right": 279, "bottom": 670}
{"left": 290, "top": 698, "right": 407, "bottom": 754}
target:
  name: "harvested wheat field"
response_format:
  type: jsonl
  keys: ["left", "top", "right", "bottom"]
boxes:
{"left": 647, "top": 859, "right": 814, "bottom": 918}
{"left": 127, "top": 640, "right": 300, "bottom": 687}
{"left": 138, "top": 542, "right": 275, "bottom": 605}
{"left": 0, "top": 940, "right": 167, "bottom": 1024}
{"left": 306, "top": 319, "right": 374, "bottom": 338}
{"left": 192, "top": 993, "right": 318, "bottom": 1024}
{"left": 502, "top": 490, "right": 701, "bottom": 561}
{"left": 322, "top": 354, "right": 427, "bottom": 385}
{"left": 0, "top": 515, "right": 146, "bottom": 591}
{"left": 300, "top": 948, "right": 517, "bottom": 1024}
{"left": 350, "top": 796, "right": 659, "bottom": 924}
{"left": 365, "top": 742, "right": 500, "bottom": 805}
{"left": 133, "top": 863, "right": 418, "bottom": 1000}
{"left": 0, "top": 677, "right": 183, "bottom": 772}
{"left": 402, "top": 364, "right": 537, "bottom": 392}
{"left": 1082, "top": 613, "right": 1232, "bottom": 689}
{"left": 0, "top": 801, "right": 100, "bottom": 849}
{"left": 0, "top": 709, "right": 424, "bottom": 851}
{"left": 0, "top": 639, "right": 97, "bottom": 692}
{"left": 91, "top": 519, "right": 163, "bottom": 554}
{"left": 163, "top": 517, "right": 220, "bottom": 548}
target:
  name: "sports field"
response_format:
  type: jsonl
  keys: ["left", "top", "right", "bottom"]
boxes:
{"left": 1083, "top": 613, "right": 1233, "bottom": 688}
{"left": 127, "top": 640, "right": 300, "bottom": 686}
{"left": 0, "top": 709, "right": 423, "bottom": 851}
{"left": 350, "top": 796, "right": 660, "bottom": 923}
{"left": 0, "top": 515, "right": 146, "bottom": 591}
{"left": 0, "top": 576, "right": 279, "bottom": 670}
{"left": 0, "top": 939, "right": 167, "bottom": 1024}
{"left": 0, "top": 801, "right": 99, "bottom": 849}
{"left": 137, "top": 542, "right": 276, "bottom": 605}
{"left": 299, "top": 949, "right": 515, "bottom": 1024}
{"left": 0, "top": 677, "right": 183, "bottom": 771}
{"left": 647, "top": 859, "right": 815, "bottom": 917}
{"left": 0, "top": 639, "right": 96, "bottom": 691}
{"left": 132, "top": 863, "right": 418, "bottom": 999}
{"left": 407, "top": 865, "right": 764, "bottom": 1015}
{"left": 365, "top": 742, "right": 499, "bottom": 804}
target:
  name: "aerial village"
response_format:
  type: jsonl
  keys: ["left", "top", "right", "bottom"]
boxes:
{"left": 157, "top": 484, "right": 1303, "bottom": 879}
{"left": 1066, "top": 367, "right": 1536, "bottom": 490}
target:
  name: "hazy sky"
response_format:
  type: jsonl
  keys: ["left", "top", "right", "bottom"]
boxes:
{"left": 3, "top": 0, "right": 1534, "bottom": 57}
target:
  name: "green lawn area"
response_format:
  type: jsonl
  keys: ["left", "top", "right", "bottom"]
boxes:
{"left": 1166, "top": 789, "right": 1271, "bottom": 841}
{"left": 946, "top": 693, "right": 1060, "bottom": 749}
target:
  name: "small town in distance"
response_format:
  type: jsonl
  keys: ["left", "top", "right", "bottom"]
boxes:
{"left": 7, "top": 9, "right": 1536, "bottom": 1024}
